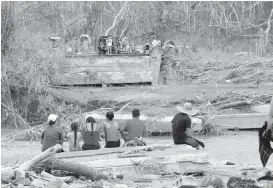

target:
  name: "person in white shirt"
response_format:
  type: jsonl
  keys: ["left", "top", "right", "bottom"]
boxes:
{"left": 152, "top": 38, "right": 159, "bottom": 47}
{"left": 106, "top": 37, "right": 112, "bottom": 54}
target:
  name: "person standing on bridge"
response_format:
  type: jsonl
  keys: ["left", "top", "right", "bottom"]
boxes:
{"left": 171, "top": 102, "right": 205, "bottom": 150}
{"left": 106, "top": 37, "right": 112, "bottom": 55}
{"left": 120, "top": 109, "right": 148, "bottom": 146}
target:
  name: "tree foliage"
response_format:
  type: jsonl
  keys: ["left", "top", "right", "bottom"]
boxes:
{"left": 1, "top": 1, "right": 273, "bottom": 128}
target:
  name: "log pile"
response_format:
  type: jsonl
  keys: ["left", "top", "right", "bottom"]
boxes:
{"left": 1, "top": 144, "right": 109, "bottom": 188}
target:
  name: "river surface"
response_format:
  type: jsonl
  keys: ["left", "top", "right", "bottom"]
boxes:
{"left": 1, "top": 130, "right": 273, "bottom": 168}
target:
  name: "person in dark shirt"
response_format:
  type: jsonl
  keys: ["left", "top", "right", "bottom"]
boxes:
{"left": 172, "top": 103, "right": 205, "bottom": 149}
{"left": 41, "top": 114, "right": 64, "bottom": 152}
{"left": 81, "top": 115, "right": 101, "bottom": 150}
{"left": 259, "top": 96, "right": 273, "bottom": 167}
{"left": 103, "top": 111, "right": 121, "bottom": 148}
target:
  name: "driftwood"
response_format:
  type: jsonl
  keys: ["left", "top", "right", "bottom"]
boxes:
{"left": 1, "top": 144, "right": 63, "bottom": 183}
{"left": 40, "top": 171, "right": 74, "bottom": 183}
{"left": 243, "top": 168, "right": 272, "bottom": 180}
{"left": 120, "top": 144, "right": 172, "bottom": 155}
{"left": 44, "top": 158, "right": 109, "bottom": 181}
{"left": 20, "top": 144, "right": 63, "bottom": 171}
{"left": 118, "top": 153, "right": 146, "bottom": 158}
{"left": 217, "top": 100, "right": 252, "bottom": 110}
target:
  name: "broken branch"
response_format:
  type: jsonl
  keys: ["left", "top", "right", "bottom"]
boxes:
{"left": 217, "top": 100, "right": 253, "bottom": 110}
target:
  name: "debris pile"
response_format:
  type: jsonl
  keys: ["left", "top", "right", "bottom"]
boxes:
{"left": 219, "top": 59, "right": 273, "bottom": 84}
{"left": 1, "top": 144, "right": 111, "bottom": 188}
{"left": 2, "top": 143, "right": 273, "bottom": 188}
{"left": 166, "top": 52, "right": 273, "bottom": 84}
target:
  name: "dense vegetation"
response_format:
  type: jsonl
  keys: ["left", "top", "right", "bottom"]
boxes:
{"left": 1, "top": 1, "right": 273, "bottom": 128}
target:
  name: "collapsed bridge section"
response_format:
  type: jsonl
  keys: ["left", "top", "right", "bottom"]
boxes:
{"left": 51, "top": 49, "right": 163, "bottom": 86}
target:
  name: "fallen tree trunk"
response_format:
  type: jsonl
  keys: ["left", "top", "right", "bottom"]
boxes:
{"left": 20, "top": 144, "right": 63, "bottom": 171}
{"left": 1, "top": 144, "right": 63, "bottom": 183}
{"left": 217, "top": 100, "right": 252, "bottom": 110}
{"left": 40, "top": 171, "right": 74, "bottom": 183}
{"left": 44, "top": 158, "right": 109, "bottom": 181}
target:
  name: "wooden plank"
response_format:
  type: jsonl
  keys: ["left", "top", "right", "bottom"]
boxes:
{"left": 251, "top": 104, "right": 270, "bottom": 113}
{"left": 62, "top": 55, "right": 150, "bottom": 67}
{"left": 76, "top": 149, "right": 203, "bottom": 164}
{"left": 94, "top": 161, "right": 210, "bottom": 179}
{"left": 210, "top": 113, "right": 268, "bottom": 129}
{"left": 59, "top": 62, "right": 151, "bottom": 73}
{"left": 61, "top": 150, "right": 208, "bottom": 167}
{"left": 52, "top": 71, "right": 154, "bottom": 85}
{"left": 56, "top": 145, "right": 200, "bottom": 161}
{"left": 56, "top": 147, "right": 133, "bottom": 159}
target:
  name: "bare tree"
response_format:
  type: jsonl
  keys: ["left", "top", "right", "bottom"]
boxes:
{"left": 104, "top": 2, "right": 133, "bottom": 36}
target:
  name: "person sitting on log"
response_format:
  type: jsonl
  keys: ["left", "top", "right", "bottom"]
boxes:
{"left": 103, "top": 111, "right": 121, "bottom": 148}
{"left": 259, "top": 96, "right": 273, "bottom": 167}
{"left": 171, "top": 103, "right": 205, "bottom": 150}
{"left": 67, "top": 122, "right": 82, "bottom": 151}
{"left": 41, "top": 114, "right": 64, "bottom": 152}
{"left": 120, "top": 109, "right": 148, "bottom": 147}
{"left": 80, "top": 115, "right": 101, "bottom": 150}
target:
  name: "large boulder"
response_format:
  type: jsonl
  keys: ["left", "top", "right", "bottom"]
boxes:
{"left": 227, "top": 176, "right": 261, "bottom": 188}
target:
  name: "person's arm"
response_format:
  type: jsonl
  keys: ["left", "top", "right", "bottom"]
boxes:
{"left": 41, "top": 131, "right": 44, "bottom": 144}
{"left": 171, "top": 117, "right": 175, "bottom": 132}
{"left": 58, "top": 129, "right": 64, "bottom": 145}
{"left": 185, "top": 117, "right": 192, "bottom": 134}
{"left": 120, "top": 121, "right": 128, "bottom": 142}
{"left": 79, "top": 132, "right": 83, "bottom": 141}
{"left": 142, "top": 124, "right": 148, "bottom": 138}
{"left": 103, "top": 123, "right": 107, "bottom": 143}
{"left": 267, "top": 97, "right": 273, "bottom": 129}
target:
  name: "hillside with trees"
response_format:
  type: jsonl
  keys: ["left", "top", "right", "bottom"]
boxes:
{"left": 1, "top": 1, "right": 273, "bottom": 128}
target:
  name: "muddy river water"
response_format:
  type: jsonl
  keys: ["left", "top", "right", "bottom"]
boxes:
{"left": 1, "top": 130, "right": 273, "bottom": 168}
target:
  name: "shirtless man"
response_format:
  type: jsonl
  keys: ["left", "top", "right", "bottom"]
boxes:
{"left": 120, "top": 109, "right": 148, "bottom": 146}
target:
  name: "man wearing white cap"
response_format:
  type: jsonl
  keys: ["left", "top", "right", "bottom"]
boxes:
{"left": 41, "top": 114, "right": 64, "bottom": 152}
{"left": 171, "top": 102, "right": 205, "bottom": 149}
